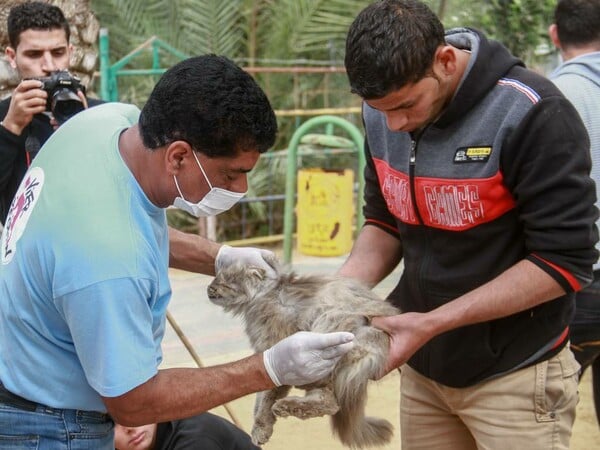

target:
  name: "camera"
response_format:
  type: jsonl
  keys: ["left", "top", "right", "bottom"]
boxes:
{"left": 33, "top": 70, "right": 86, "bottom": 124}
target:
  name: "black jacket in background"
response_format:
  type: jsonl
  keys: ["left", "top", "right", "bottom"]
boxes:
{"left": 155, "top": 412, "right": 260, "bottom": 450}
{"left": 0, "top": 96, "right": 104, "bottom": 224}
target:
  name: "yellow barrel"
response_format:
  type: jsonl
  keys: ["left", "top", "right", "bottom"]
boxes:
{"left": 296, "top": 168, "right": 354, "bottom": 256}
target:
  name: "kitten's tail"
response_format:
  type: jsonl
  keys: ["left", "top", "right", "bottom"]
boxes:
{"left": 330, "top": 349, "right": 394, "bottom": 448}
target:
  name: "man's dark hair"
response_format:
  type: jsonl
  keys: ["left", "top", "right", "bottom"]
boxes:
{"left": 345, "top": 0, "right": 445, "bottom": 99}
{"left": 554, "top": 0, "right": 600, "bottom": 48}
{"left": 7, "top": 1, "right": 70, "bottom": 48}
{"left": 139, "top": 55, "right": 277, "bottom": 158}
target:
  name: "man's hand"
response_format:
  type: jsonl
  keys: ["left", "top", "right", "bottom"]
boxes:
{"left": 371, "top": 312, "right": 435, "bottom": 378}
{"left": 215, "top": 245, "right": 278, "bottom": 278}
{"left": 2, "top": 80, "right": 47, "bottom": 135}
{"left": 263, "top": 331, "right": 355, "bottom": 386}
{"left": 77, "top": 89, "right": 89, "bottom": 109}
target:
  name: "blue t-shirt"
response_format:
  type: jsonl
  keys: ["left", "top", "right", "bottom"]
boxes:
{"left": 0, "top": 103, "right": 171, "bottom": 412}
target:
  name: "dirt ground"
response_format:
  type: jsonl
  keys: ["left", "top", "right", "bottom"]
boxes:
{"left": 164, "top": 260, "right": 600, "bottom": 449}
{"left": 207, "top": 356, "right": 599, "bottom": 450}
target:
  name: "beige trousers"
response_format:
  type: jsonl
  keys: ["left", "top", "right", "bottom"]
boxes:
{"left": 400, "top": 345, "right": 580, "bottom": 450}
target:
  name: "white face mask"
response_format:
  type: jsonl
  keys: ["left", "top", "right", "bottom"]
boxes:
{"left": 173, "top": 151, "right": 246, "bottom": 217}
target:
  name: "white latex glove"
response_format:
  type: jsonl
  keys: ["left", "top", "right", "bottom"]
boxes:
{"left": 263, "top": 331, "right": 355, "bottom": 386}
{"left": 215, "top": 245, "right": 277, "bottom": 278}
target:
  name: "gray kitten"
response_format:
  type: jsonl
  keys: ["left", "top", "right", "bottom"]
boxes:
{"left": 207, "top": 261, "right": 400, "bottom": 448}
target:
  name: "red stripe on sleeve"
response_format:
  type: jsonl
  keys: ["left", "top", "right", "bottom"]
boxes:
{"left": 531, "top": 254, "right": 582, "bottom": 292}
{"left": 365, "top": 218, "right": 399, "bottom": 235}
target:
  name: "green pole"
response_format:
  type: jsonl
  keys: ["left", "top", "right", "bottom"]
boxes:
{"left": 152, "top": 40, "right": 160, "bottom": 70}
{"left": 99, "top": 28, "right": 110, "bottom": 101}
{"left": 282, "top": 115, "right": 365, "bottom": 264}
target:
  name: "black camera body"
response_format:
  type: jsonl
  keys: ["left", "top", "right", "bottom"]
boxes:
{"left": 34, "top": 70, "right": 86, "bottom": 124}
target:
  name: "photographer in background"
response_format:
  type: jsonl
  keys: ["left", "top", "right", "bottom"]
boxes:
{"left": 0, "top": 1, "right": 103, "bottom": 224}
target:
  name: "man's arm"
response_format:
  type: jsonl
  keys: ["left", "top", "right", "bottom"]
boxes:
{"left": 102, "top": 331, "right": 354, "bottom": 425}
{"left": 372, "top": 259, "right": 565, "bottom": 374}
{"left": 168, "top": 226, "right": 221, "bottom": 275}
{"left": 168, "top": 227, "right": 278, "bottom": 277}
{"left": 0, "top": 81, "right": 49, "bottom": 195}
{"left": 337, "top": 224, "right": 402, "bottom": 287}
{"left": 0, "top": 117, "right": 25, "bottom": 192}
{"left": 1, "top": 80, "right": 46, "bottom": 136}
{"left": 103, "top": 354, "right": 271, "bottom": 425}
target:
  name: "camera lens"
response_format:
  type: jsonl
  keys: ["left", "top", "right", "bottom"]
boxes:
{"left": 51, "top": 88, "right": 84, "bottom": 124}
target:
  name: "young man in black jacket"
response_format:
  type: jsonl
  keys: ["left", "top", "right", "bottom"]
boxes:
{"left": 339, "top": 1, "right": 599, "bottom": 449}
{"left": 0, "top": 1, "right": 102, "bottom": 224}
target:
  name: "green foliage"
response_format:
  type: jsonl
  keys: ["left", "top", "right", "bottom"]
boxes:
{"left": 90, "top": 0, "right": 246, "bottom": 57}
{"left": 90, "top": 0, "right": 371, "bottom": 66}
{"left": 90, "top": 0, "right": 367, "bottom": 137}
{"left": 90, "top": 0, "right": 557, "bottom": 111}
{"left": 484, "top": 0, "right": 554, "bottom": 60}
{"left": 90, "top": 0, "right": 248, "bottom": 105}
{"left": 441, "top": 0, "right": 555, "bottom": 62}
{"left": 260, "top": 0, "right": 369, "bottom": 60}
{"left": 177, "top": 0, "right": 244, "bottom": 56}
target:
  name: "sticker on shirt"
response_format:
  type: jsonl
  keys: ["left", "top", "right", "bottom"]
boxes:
{"left": 1, "top": 167, "right": 44, "bottom": 264}
{"left": 454, "top": 146, "right": 492, "bottom": 163}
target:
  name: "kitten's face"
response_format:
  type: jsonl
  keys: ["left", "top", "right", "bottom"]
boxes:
{"left": 207, "top": 263, "right": 269, "bottom": 312}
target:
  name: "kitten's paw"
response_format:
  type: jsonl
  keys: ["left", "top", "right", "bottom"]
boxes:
{"left": 251, "top": 424, "right": 273, "bottom": 446}
{"left": 272, "top": 397, "right": 339, "bottom": 419}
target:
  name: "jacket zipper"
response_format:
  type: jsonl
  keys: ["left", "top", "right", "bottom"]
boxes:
{"left": 409, "top": 138, "right": 424, "bottom": 224}
{"left": 409, "top": 132, "right": 430, "bottom": 372}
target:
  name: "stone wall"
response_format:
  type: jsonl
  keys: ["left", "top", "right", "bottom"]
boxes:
{"left": 0, "top": 0, "right": 100, "bottom": 99}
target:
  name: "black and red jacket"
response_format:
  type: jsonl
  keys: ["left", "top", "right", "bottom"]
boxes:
{"left": 362, "top": 29, "right": 599, "bottom": 387}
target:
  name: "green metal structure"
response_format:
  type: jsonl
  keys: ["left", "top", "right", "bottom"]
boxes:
{"left": 282, "top": 115, "right": 365, "bottom": 263}
{"left": 98, "top": 28, "right": 188, "bottom": 101}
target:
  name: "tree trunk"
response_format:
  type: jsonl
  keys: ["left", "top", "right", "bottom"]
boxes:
{"left": 0, "top": 0, "right": 100, "bottom": 99}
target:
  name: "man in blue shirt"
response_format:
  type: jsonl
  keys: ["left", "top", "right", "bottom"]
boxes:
{"left": 0, "top": 54, "right": 355, "bottom": 449}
